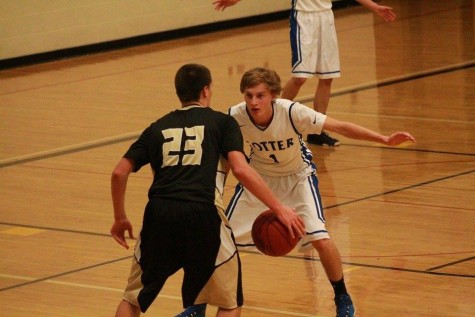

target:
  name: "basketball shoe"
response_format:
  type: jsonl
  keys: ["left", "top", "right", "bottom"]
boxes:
{"left": 335, "top": 294, "right": 355, "bottom": 317}
{"left": 175, "top": 304, "right": 206, "bottom": 317}
{"left": 307, "top": 132, "right": 340, "bottom": 147}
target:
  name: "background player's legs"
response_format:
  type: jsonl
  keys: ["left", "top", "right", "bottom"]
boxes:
{"left": 314, "top": 78, "right": 332, "bottom": 114}
{"left": 115, "top": 300, "right": 140, "bottom": 317}
{"left": 281, "top": 76, "right": 307, "bottom": 100}
{"left": 307, "top": 78, "right": 340, "bottom": 146}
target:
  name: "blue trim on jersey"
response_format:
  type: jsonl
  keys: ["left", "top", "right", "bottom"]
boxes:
{"left": 288, "top": 102, "right": 300, "bottom": 135}
{"left": 307, "top": 173, "right": 325, "bottom": 223}
{"left": 290, "top": 9, "right": 302, "bottom": 70}
{"left": 288, "top": 102, "right": 314, "bottom": 169}
{"left": 225, "top": 183, "right": 245, "bottom": 220}
{"left": 301, "top": 142, "right": 313, "bottom": 168}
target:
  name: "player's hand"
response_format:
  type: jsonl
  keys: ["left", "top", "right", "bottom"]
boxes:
{"left": 385, "top": 132, "right": 416, "bottom": 146}
{"left": 274, "top": 207, "right": 306, "bottom": 240}
{"left": 110, "top": 217, "right": 135, "bottom": 249}
{"left": 375, "top": 5, "right": 396, "bottom": 22}
{"left": 213, "top": 0, "right": 240, "bottom": 11}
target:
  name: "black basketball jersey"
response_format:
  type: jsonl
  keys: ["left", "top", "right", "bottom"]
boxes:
{"left": 124, "top": 105, "right": 244, "bottom": 204}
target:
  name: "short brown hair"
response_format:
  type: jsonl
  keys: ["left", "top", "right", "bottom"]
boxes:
{"left": 239, "top": 67, "right": 282, "bottom": 95}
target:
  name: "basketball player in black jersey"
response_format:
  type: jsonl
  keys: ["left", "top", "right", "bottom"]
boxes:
{"left": 110, "top": 63, "right": 305, "bottom": 317}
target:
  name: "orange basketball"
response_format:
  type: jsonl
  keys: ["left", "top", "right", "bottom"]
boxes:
{"left": 251, "top": 210, "right": 301, "bottom": 256}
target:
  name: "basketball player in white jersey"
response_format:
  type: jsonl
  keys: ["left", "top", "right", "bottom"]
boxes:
{"left": 214, "top": 0, "right": 396, "bottom": 147}
{"left": 183, "top": 67, "right": 414, "bottom": 317}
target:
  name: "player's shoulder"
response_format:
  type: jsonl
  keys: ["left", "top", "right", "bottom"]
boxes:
{"left": 274, "top": 98, "right": 307, "bottom": 115}
{"left": 206, "top": 107, "right": 240, "bottom": 128}
{"left": 274, "top": 98, "right": 296, "bottom": 108}
{"left": 275, "top": 99, "right": 314, "bottom": 114}
{"left": 228, "top": 101, "right": 247, "bottom": 116}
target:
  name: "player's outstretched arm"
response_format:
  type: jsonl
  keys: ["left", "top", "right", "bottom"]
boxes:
{"left": 110, "top": 158, "right": 136, "bottom": 249}
{"left": 227, "top": 151, "right": 306, "bottom": 238}
{"left": 322, "top": 117, "right": 416, "bottom": 146}
{"left": 213, "top": 0, "right": 241, "bottom": 11}
{"left": 355, "top": 0, "right": 396, "bottom": 22}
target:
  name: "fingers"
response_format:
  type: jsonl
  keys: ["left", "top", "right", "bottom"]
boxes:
{"left": 387, "top": 132, "right": 416, "bottom": 146}
{"left": 287, "top": 224, "right": 296, "bottom": 239}
{"left": 112, "top": 234, "right": 129, "bottom": 249}
{"left": 277, "top": 214, "right": 297, "bottom": 239}
{"left": 287, "top": 216, "right": 306, "bottom": 240}
{"left": 378, "top": 6, "right": 396, "bottom": 22}
{"left": 384, "top": 10, "right": 396, "bottom": 22}
{"left": 213, "top": 0, "right": 228, "bottom": 11}
{"left": 297, "top": 216, "right": 306, "bottom": 236}
{"left": 128, "top": 227, "right": 135, "bottom": 240}
{"left": 398, "top": 132, "right": 416, "bottom": 143}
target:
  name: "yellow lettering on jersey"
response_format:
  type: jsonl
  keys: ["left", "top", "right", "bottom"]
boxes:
{"left": 161, "top": 126, "right": 204, "bottom": 167}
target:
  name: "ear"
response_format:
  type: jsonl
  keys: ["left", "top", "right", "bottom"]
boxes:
{"left": 202, "top": 86, "right": 210, "bottom": 98}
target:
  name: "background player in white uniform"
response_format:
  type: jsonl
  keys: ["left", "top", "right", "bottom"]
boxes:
{"left": 214, "top": 0, "right": 396, "bottom": 146}
{"left": 187, "top": 67, "right": 414, "bottom": 317}
{"left": 110, "top": 64, "right": 305, "bottom": 317}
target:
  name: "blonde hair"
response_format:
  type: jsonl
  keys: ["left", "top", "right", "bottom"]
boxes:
{"left": 240, "top": 67, "right": 282, "bottom": 95}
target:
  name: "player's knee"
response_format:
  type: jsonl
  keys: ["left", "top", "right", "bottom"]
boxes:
{"left": 311, "top": 238, "right": 331, "bottom": 251}
{"left": 318, "top": 78, "right": 333, "bottom": 87}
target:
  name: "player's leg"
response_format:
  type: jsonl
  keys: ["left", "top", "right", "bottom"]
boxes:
{"left": 115, "top": 235, "right": 147, "bottom": 317}
{"left": 314, "top": 78, "right": 332, "bottom": 114}
{"left": 217, "top": 307, "right": 241, "bottom": 317}
{"left": 306, "top": 77, "right": 340, "bottom": 146}
{"left": 306, "top": 9, "right": 341, "bottom": 146}
{"left": 311, "top": 237, "right": 355, "bottom": 315}
{"left": 226, "top": 184, "right": 267, "bottom": 250}
{"left": 178, "top": 205, "right": 243, "bottom": 317}
{"left": 311, "top": 238, "right": 343, "bottom": 280}
{"left": 281, "top": 76, "right": 307, "bottom": 100}
{"left": 312, "top": 239, "right": 354, "bottom": 317}
{"left": 282, "top": 10, "right": 315, "bottom": 101}
{"left": 114, "top": 300, "right": 140, "bottom": 317}
{"left": 296, "top": 171, "right": 354, "bottom": 316}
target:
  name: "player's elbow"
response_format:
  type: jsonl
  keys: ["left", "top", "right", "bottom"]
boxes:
{"left": 111, "top": 158, "right": 134, "bottom": 181}
{"left": 230, "top": 164, "right": 247, "bottom": 180}
{"left": 111, "top": 169, "right": 128, "bottom": 186}
{"left": 226, "top": 151, "right": 249, "bottom": 179}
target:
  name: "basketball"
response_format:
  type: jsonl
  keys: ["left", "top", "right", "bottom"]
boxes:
{"left": 251, "top": 210, "right": 301, "bottom": 257}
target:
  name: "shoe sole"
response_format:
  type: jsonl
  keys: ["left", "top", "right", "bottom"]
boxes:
{"left": 321, "top": 142, "right": 340, "bottom": 147}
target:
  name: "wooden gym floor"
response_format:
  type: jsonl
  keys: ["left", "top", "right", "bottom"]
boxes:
{"left": 0, "top": 0, "right": 474, "bottom": 316}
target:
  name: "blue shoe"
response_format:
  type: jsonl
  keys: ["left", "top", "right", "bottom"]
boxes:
{"left": 335, "top": 294, "right": 355, "bottom": 317}
{"left": 175, "top": 304, "right": 207, "bottom": 317}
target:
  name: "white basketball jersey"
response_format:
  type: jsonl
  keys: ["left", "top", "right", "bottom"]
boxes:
{"left": 228, "top": 99, "right": 326, "bottom": 176}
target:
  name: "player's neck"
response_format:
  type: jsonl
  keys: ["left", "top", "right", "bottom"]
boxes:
{"left": 182, "top": 101, "right": 207, "bottom": 108}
